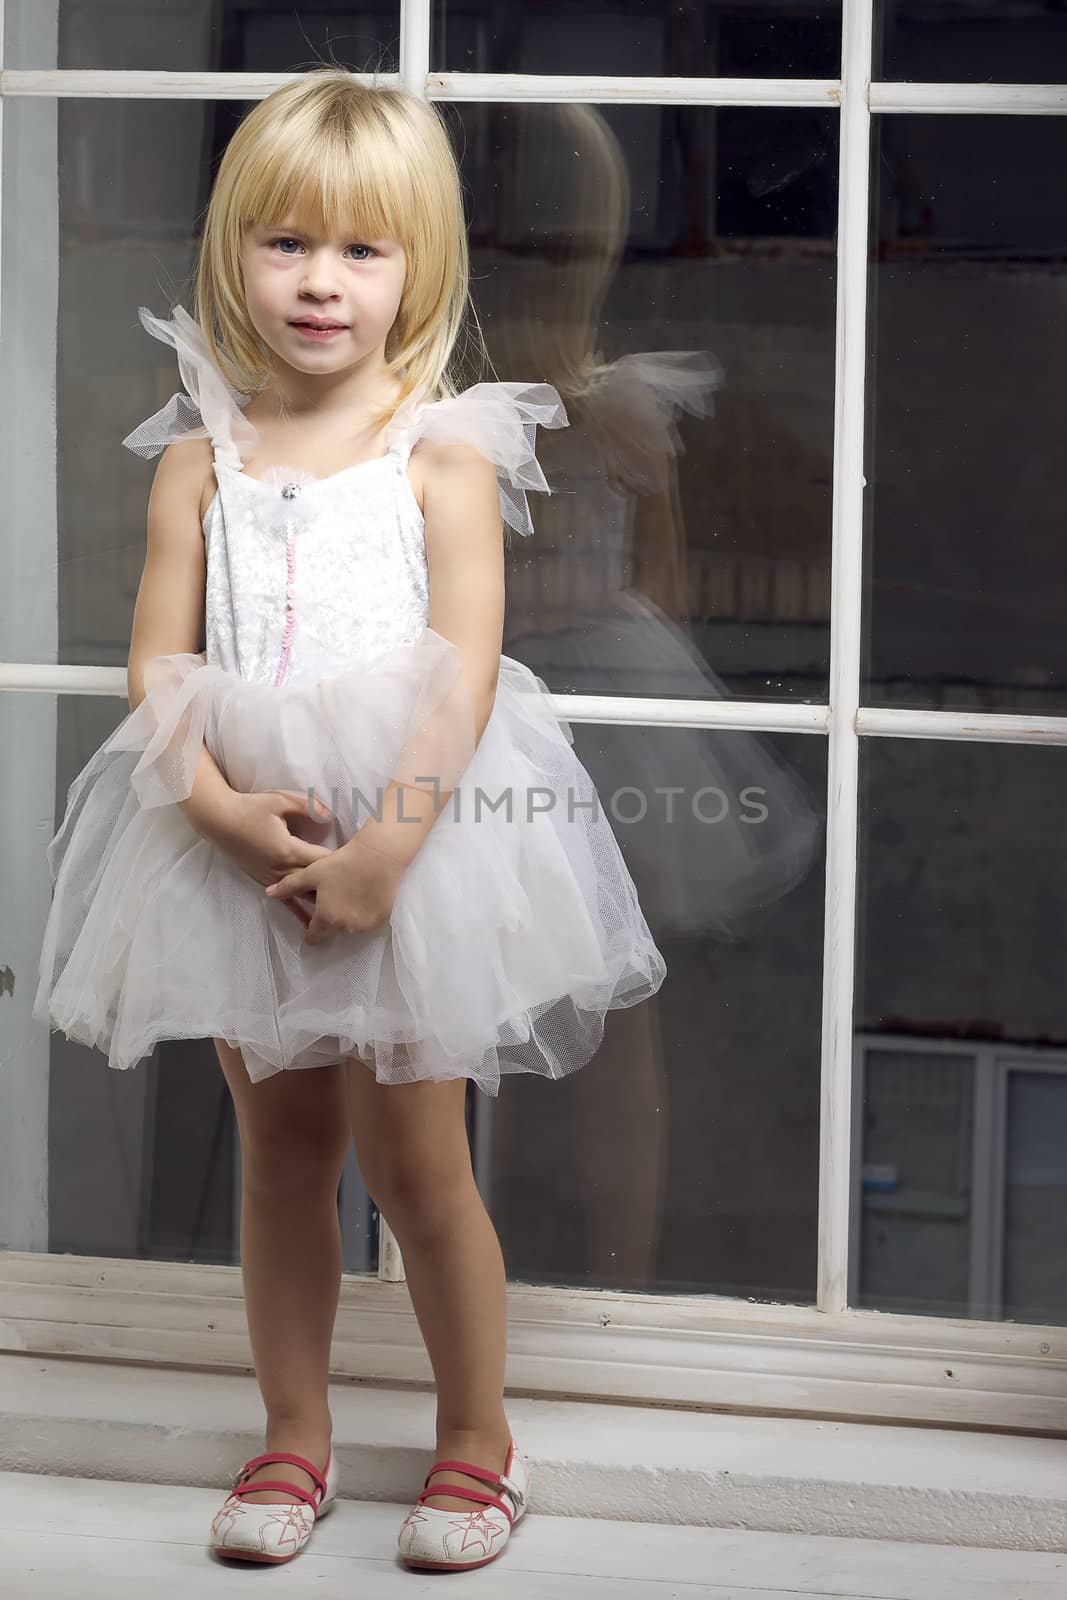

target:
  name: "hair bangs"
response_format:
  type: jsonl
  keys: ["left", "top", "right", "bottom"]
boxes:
{"left": 242, "top": 124, "right": 413, "bottom": 250}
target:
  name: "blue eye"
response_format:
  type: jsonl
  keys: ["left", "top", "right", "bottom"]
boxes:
{"left": 269, "top": 238, "right": 375, "bottom": 260}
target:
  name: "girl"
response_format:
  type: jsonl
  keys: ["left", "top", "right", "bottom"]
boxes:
{"left": 33, "top": 69, "right": 665, "bottom": 1571}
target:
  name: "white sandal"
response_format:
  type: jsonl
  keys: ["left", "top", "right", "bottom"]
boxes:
{"left": 397, "top": 1436, "right": 531, "bottom": 1571}
{"left": 210, "top": 1447, "right": 338, "bottom": 1564}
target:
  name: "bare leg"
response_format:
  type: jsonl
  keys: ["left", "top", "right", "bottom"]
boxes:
{"left": 347, "top": 1063, "right": 512, "bottom": 1512}
{"left": 215, "top": 1039, "right": 352, "bottom": 1505}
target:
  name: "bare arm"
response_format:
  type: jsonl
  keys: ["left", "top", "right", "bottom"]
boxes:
{"left": 344, "top": 438, "right": 505, "bottom": 868}
{"left": 127, "top": 441, "right": 236, "bottom": 833}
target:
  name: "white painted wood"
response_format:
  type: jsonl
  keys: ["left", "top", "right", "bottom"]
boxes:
{"left": 0, "top": 0, "right": 58, "bottom": 1256}
{"left": 0, "top": 68, "right": 841, "bottom": 106}
{"left": 0, "top": 662, "right": 833, "bottom": 734}
{"left": 857, "top": 706, "right": 1067, "bottom": 745}
{"left": 3, "top": 1472, "right": 1065, "bottom": 1596}
{"left": 872, "top": 82, "right": 1067, "bottom": 115}
{"left": 398, "top": 0, "right": 429, "bottom": 98}
{"left": 816, "top": 0, "right": 872, "bottom": 1317}
{"left": 0, "top": 662, "right": 127, "bottom": 692}
{"left": 377, "top": 1219, "right": 405, "bottom": 1282}
{"left": 10, "top": 664, "right": 1067, "bottom": 746}
{"left": 428, "top": 73, "right": 842, "bottom": 108}
{"left": 4, "top": 1355, "right": 1067, "bottom": 1548}
{"left": 0, "top": 68, "right": 398, "bottom": 96}
{"left": 2, "top": 1252, "right": 1066, "bottom": 1431}
{"left": 4, "top": 71, "right": 1066, "bottom": 116}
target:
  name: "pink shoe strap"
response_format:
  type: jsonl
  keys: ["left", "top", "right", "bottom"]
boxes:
{"left": 423, "top": 1457, "right": 503, "bottom": 1492}
{"left": 232, "top": 1478, "right": 321, "bottom": 1508}
{"left": 234, "top": 1450, "right": 328, "bottom": 1503}
{"left": 417, "top": 1481, "right": 514, "bottom": 1525}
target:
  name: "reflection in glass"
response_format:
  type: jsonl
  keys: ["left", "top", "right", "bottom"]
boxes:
{"left": 444, "top": 102, "right": 828, "bottom": 1297}
{"left": 855, "top": 738, "right": 1067, "bottom": 1325}
{"left": 5, "top": 95, "right": 836, "bottom": 680}
{"left": 456, "top": 100, "right": 837, "bottom": 704}
{"left": 6, "top": 93, "right": 831, "bottom": 684}
{"left": 488, "top": 726, "right": 827, "bottom": 1297}
{"left": 15, "top": 697, "right": 826, "bottom": 1290}
{"left": 1003, "top": 1069, "right": 1067, "bottom": 1325}
{"left": 855, "top": 1046, "right": 974, "bottom": 1317}
{"left": 865, "top": 114, "right": 1067, "bottom": 714}
{"left": 8, "top": 88, "right": 831, "bottom": 1295}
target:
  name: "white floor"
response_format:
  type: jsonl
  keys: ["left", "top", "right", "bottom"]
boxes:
{"left": 4, "top": 1471, "right": 1066, "bottom": 1600}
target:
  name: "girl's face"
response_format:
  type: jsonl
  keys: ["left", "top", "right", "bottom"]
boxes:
{"left": 241, "top": 212, "right": 407, "bottom": 376}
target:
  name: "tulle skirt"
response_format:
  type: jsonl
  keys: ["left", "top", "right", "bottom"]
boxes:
{"left": 33, "top": 628, "right": 667, "bottom": 1094}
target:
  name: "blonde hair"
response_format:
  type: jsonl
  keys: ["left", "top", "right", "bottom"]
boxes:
{"left": 191, "top": 68, "right": 487, "bottom": 429}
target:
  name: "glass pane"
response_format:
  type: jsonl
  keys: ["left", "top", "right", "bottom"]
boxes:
{"left": 433, "top": 0, "right": 841, "bottom": 78}
{"left": 486, "top": 724, "right": 826, "bottom": 1297}
{"left": 5, "top": 693, "right": 379, "bottom": 1266}
{"left": 457, "top": 101, "right": 837, "bottom": 703}
{"left": 864, "top": 114, "right": 1067, "bottom": 715}
{"left": 2, "top": 97, "right": 222, "bottom": 667}
{"left": 855, "top": 1048, "right": 975, "bottom": 1317}
{"left": 854, "top": 738, "right": 1067, "bottom": 1325}
{"left": 4, "top": 2, "right": 401, "bottom": 72}
{"left": 1003, "top": 1068, "right": 1067, "bottom": 1325}
{"left": 11, "top": 90, "right": 828, "bottom": 1293}
{"left": 4, "top": 94, "right": 836, "bottom": 696}
{"left": 12, "top": 685, "right": 825, "bottom": 1290}
{"left": 877, "top": 0, "right": 1067, "bottom": 85}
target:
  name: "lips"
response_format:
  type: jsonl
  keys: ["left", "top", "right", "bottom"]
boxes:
{"left": 291, "top": 319, "right": 347, "bottom": 330}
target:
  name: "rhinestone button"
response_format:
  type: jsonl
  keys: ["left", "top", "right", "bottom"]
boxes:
{"left": 281, "top": 482, "right": 301, "bottom": 500}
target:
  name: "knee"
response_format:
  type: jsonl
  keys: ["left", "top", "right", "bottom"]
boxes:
{"left": 362, "top": 1154, "right": 477, "bottom": 1236}
{"left": 239, "top": 1119, "right": 351, "bottom": 1196}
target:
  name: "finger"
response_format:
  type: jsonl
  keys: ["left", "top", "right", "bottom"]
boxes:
{"left": 289, "top": 841, "right": 335, "bottom": 867}
{"left": 273, "top": 788, "right": 333, "bottom": 819}
{"left": 266, "top": 872, "right": 301, "bottom": 900}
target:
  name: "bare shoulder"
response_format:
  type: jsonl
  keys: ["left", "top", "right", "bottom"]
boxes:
{"left": 148, "top": 436, "right": 217, "bottom": 527}
{"left": 410, "top": 436, "right": 499, "bottom": 530}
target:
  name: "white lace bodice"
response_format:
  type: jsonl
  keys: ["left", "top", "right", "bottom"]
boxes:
{"left": 202, "top": 447, "right": 430, "bottom": 686}
{"left": 123, "top": 304, "right": 569, "bottom": 687}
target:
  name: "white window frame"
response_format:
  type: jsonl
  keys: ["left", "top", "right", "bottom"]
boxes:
{"left": 3, "top": 0, "right": 1067, "bottom": 1434}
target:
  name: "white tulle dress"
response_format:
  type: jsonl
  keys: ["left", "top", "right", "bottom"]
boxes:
{"left": 33, "top": 306, "right": 667, "bottom": 1094}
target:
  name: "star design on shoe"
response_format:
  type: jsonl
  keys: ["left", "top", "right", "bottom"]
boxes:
{"left": 211, "top": 1497, "right": 314, "bottom": 1556}
{"left": 397, "top": 1437, "right": 531, "bottom": 1571}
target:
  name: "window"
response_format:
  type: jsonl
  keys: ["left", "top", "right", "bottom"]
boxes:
{"left": 3, "top": 0, "right": 1064, "bottom": 1432}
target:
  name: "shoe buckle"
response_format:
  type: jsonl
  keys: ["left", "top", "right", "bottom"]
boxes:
{"left": 497, "top": 1470, "right": 523, "bottom": 1512}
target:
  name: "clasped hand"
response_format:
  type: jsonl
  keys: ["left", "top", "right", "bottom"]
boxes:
{"left": 204, "top": 788, "right": 403, "bottom": 946}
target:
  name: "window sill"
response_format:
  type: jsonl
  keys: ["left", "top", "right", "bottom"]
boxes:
{"left": 1, "top": 1349, "right": 1065, "bottom": 1552}
{"left": 3, "top": 1251, "right": 1067, "bottom": 1437}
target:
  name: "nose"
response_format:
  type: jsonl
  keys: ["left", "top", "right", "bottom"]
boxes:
{"left": 299, "top": 248, "right": 343, "bottom": 298}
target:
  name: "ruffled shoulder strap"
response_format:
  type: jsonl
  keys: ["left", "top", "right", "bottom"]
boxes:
{"left": 122, "top": 304, "right": 259, "bottom": 469}
{"left": 385, "top": 381, "right": 568, "bottom": 538}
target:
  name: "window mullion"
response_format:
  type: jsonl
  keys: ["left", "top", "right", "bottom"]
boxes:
{"left": 817, "top": 0, "right": 874, "bottom": 1315}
